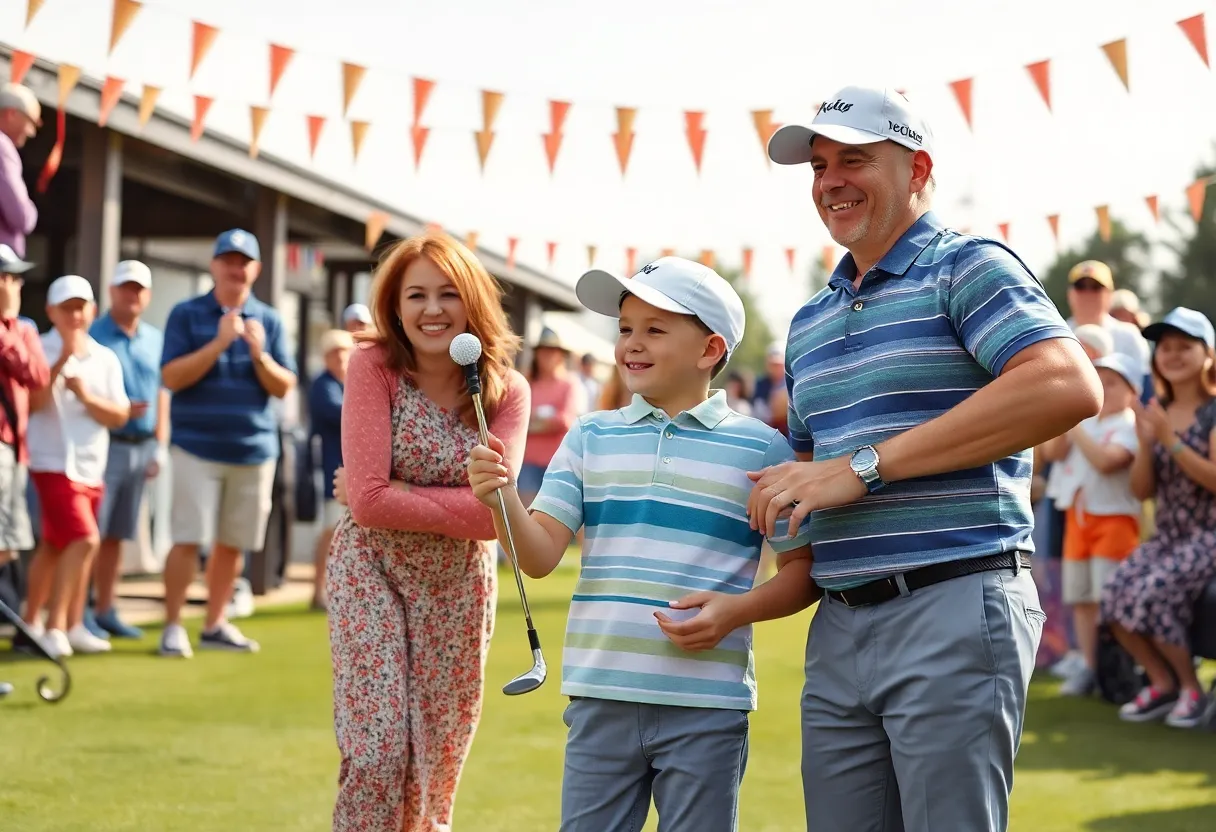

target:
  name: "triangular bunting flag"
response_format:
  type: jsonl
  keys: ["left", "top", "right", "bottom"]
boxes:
{"left": 742, "top": 247, "right": 754, "bottom": 280}
{"left": 1047, "top": 214, "right": 1060, "bottom": 243}
{"left": 661, "top": 248, "right": 675, "bottom": 258}
{"left": 1178, "top": 14, "right": 1209, "bottom": 67}
{"left": 1101, "top": 39, "right": 1130, "bottom": 91}
{"left": 785, "top": 247, "right": 796, "bottom": 272}
{"left": 685, "top": 111, "right": 707, "bottom": 174}
{"left": 997, "top": 222, "right": 1011, "bottom": 242}
{"left": 465, "top": 231, "right": 479, "bottom": 250}
{"left": 1026, "top": 60, "right": 1051, "bottom": 111}
{"left": 307, "top": 115, "right": 326, "bottom": 159}
{"left": 269, "top": 44, "right": 294, "bottom": 99}
{"left": 413, "top": 77, "right": 435, "bottom": 124}
{"left": 424, "top": 222, "right": 443, "bottom": 233}
{"left": 98, "top": 76, "right": 124, "bottom": 128}
{"left": 475, "top": 130, "right": 495, "bottom": 173}
{"left": 57, "top": 64, "right": 80, "bottom": 107}
{"left": 249, "top": 106, "right": 269, "bottom": 159}
{"left": 109, "top": 0, "right": 142, "bottom": 56}
{"left": 699, "top": 249, "right": 714, "bottom": 269}
{"left": 411, "top": 124, "right": 430, "bottom": 171}
{"left": 350, "top": 121, "right": 369, "bottom": 162}
{"left": 587, "top": 245, "right": 597, "bottom": 267}
{"left": 190, "top": 21, "right": 217, "bottom": 79}
{"left": 36, "top": 107, "right": 65, "bottom": 193}
{"left": 476, "top": 90, "right": 505, "bottom": 172}
{"left": 543, "top": 100, "right": 571, "bottom": 175}
{"left": 365, "top": 211, "right": 388, "bottom": 251}
{"left": 25, "top": 0, "right": 45, "bottom": 29}
{"left": 506, "top": 237, "right": 518, "bottom": 271}
{"left": 138, "top": 85, "right": 160, "bottom": 128}
{"left": 546, "top": 242, "right": 557, "bottom": 269}
{"left": 949, "top": 78, "right": 973, "bottom": 129}
{"left": 10, "top": 50, "right": 35, "bottom": 85}
{"left": 626, "top": 247, "right": 637, "bottom": 276}
{"left": 191, "top": 95, "right": 213, "bottom": 142}
{"left": 1145, "top": 194, "right": 1160, "bottom": 223}
{"left": 1096, "top": 205, "right": 1111, "bottom": 242}
{"left": 612, "top": 107, "right": 637, "bottom": 177}
{"left": 1186, "top": 178, "right": 1208, "bottom": 222}
{"left": 342, "top": 63, "right": 365, "bottom": 117}
{"left": 751, "top": 110, "right": 779, "bottom": 165}
{"left": 821, "top": 245, "right": 836, "bottom": 272}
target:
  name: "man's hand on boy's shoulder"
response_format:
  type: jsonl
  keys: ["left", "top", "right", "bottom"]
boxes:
{"left": 654, "top": 592, "right": 745, "bottom": 652}
{"left": 747, "top": 456, "right": 867, "bottom": 539}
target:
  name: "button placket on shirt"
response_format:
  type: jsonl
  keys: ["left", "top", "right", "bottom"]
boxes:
{"left": 654, "top": 412, "right": 678, "bottom": 486}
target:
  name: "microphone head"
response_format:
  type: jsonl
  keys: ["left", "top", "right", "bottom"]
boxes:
{"left": 449, "top": 332, "right": 483, "bottom": 367}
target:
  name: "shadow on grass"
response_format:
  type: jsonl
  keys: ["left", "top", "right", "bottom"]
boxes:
{"left": 1085, "top": 804, "right": 1216, "bottom": 831}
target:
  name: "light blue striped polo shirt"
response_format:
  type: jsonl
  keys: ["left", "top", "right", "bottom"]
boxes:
{"left": 785, "top": 211, "right": 1077, "bottom": 591}
{"left": 532, "top": 390, "right": 811, "bottom": 711}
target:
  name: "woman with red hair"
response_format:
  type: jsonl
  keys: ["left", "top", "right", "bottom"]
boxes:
{"left": 327, "top": 231, "right": 529, "bottom": 831}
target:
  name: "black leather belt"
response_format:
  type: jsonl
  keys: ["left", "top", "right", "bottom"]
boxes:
{"left": 110, "top": 433, "right": 155, "bottom": 444}
{"left": 826, "top": 552, "right": 1032, "bottom": 608}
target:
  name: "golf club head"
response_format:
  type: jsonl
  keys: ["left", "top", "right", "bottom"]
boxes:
{"left": 503, "top": 649, "right": 547, "bottom": 696}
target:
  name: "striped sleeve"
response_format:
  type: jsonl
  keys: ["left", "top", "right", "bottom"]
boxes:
{"left": 529, "top": 420, "right": 585, "bottom": 533}
{"left": 948, "top": 240, "right": 1076, "bottom": 376}
{"left": 762, "top": 432, "right": 815, "bottom": 552}
{"left": 785, "top": 365, "right": 813, "bottom": 454}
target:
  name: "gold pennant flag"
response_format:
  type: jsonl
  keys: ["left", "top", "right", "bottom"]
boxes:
{"left": 587, "top": 245, "right": 597, "bottom": 267}
{"left": 342, "top": 63, "right": 366, "bottom": 117}
{"left": 307, "top": 115, "right": 326, "bottom": 159}
{"left": 1026, "top": 60, "right": 1051, "bottom": 111}
{"left": 751, "top": 110, "right": 779, "bottom": 165}
{"left": 249, "top": 106, "right": 269, "bottom": 159}
{"left": 1145, "top": 194, "right": 1160, "bottom": 223}
{"left": 350, "top": 121, "right": 369, "bottom": 162}
{"left": 685, "top": 112, "right": 707, "bottom": 174}
{"left": 413, "top": 77, "right": 435, "bottom": 124}
{"left": 138, "top": 85, "right": 160, "bottom": 128}
{"left": 1101, "top": 39, "right": 1130, "bottom": 91}
{"left": 474, "top": 130, "right": 495, "bottom": 173}
{"left": 57, "top": 65, "right": 80, "bottom": 107}
{"left": 1187, "top": 178, "right": 1209, "bottom": 222}
{"left": 109, "top": 0, "right": 142, "bottom": 56}
{"left": 191, "top": 95, "right": 213, "bottom": 142}
{"left": 98, "top": 77, "right": 124, "bottom": 128}
{"left": 269, "top": 44, "right": 294, "bottom": 99}
{"left": 1096, "top": 205, "right": 1112, "bottom": 241}
{"left": 465, "top": 231, "right": 479, "bottom": 250}
{"left": 949, "top": 79, "right": 973, "bottom": 129}
{"left": 25, "top": 0, "right": 45, "bottom": 29}
{"left": 1047, "top": 214, "right": 1060, "bottom": 243}
{"left": 742, "top": 247, "right": 754, "bottom": 279}
{"left": 475, "top": 90, "right": 505, "bottom": 173}
{"left": 10, "top": 50, "right": 35, "bottom": 85}
{"left": 365, "top": 210, "right": 389, "bottom": 251}
{"left": 699, "top": 249, "right": 714, "bottom": 269}
{"left": 190, "top": 21, "right": 218, "bottom": 79}
{"left": 613, "top": 106, "right": 637, "bottom": 177}
{"left": 506, "top": 237, "right": 518, "bottom": 271}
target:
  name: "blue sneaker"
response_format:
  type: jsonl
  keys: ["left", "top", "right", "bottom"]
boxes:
{"left": 199, "top": 622, "right": 259, "bottom": 653}
{"left": 82, "top": 607, "right": 111, "bottom": 641}
{"left": 94, "top": 608, "right": 144, "bottom": 639}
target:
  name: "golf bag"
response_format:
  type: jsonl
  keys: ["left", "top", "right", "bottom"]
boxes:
{"left": 1094, "top": 623, "right": 1147, "bottom": 706}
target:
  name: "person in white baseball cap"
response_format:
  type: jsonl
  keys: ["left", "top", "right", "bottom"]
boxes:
{"left": 342, "top": 302, "right": 373, "bottom": 334}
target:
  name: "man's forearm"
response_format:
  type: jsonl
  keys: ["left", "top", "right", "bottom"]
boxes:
{"left": 253, "top": 355, "right": 296, "bottom": 399}
{"left": 162, "top": 340, "right": 226, "bottom": 391}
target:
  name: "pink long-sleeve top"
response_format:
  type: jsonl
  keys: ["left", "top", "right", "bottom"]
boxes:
{"left": 341, "top": 342, "right": 530, "bottom": 541}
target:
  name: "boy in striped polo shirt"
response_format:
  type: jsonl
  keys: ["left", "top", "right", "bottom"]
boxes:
{"left": 468, "top": 256, "right": 817, "bottom": 831}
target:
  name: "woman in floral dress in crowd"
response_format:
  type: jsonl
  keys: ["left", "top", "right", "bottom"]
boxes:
{"left": 327, "top": 231, "right": 529, "bottom": 831}
{"left": 1101, "top": 307, "right": 1216, "bottom": 729}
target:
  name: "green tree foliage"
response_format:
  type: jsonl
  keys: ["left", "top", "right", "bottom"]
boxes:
{"left": 719, "top": 267, "right": 775, "bottom": 379}
{"left": 1039, "top": 218, "right": 1152, "bottom": 315}
{"left": 1157, "top": 165, "right": 1216, "bottom": 318}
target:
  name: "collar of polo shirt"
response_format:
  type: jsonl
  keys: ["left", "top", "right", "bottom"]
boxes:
{"left": 620, "top": 390, "right": 732, "bottom": 429}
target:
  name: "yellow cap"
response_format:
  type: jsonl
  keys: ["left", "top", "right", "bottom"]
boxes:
{"left": 1068, "top": 260, "right": 1114, "bottom": 290}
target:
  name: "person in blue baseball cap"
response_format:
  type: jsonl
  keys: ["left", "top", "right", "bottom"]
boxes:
{"left": 213, "top": 228, "right": 261, "bottom": 262}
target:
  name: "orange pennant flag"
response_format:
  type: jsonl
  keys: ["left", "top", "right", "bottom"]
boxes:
{"left": 1187, "top": 178, "right": 1209, "bottom": 222}
{"left": 413, "top": 77, "right": 435, "bottom": 125}
{"left": 1145, "top": 194, "right": 1160, "bottom": 223}
{"left": 411, "top": 125, "right": 430, "bottom": 172}
{"left": 249, "top": 106, "right": 269, "bottom": 159}
{"left": 190, "top": 21, "right": 218, "bottom": 79}
{"left": 506, "top": 237, "right": 518, "bottom": 271}
{"left": 465, "top": 231, "right": 479, "bottom": 251}
{"left": 1047, "top": 213, "right": 1060, "bottom": 243}
{"left": 685, "top": 111, "right": 707, "bottom": 174}
{"left": 191, "top": 95, "right": 213, "bottom": 142}
{"left": 350, "top": 121, "right": 369, "bottom": 162}
{"left": 699, "top": 249, "right": 715, "bottom": 269}
{"left": 98, "top": 76, "right": 124, "bottom": 128}
{"left": 613, "top": 106, "right": 637, "bottom": 177}
{"left": 741, "top": 247, "right": 754, "bottom": 280}
{"left": 949, "top": 78, "right": 973, "bottom": 129}
{"left": 661, "top": 248, "right": 675, "bottom": 258}
{"left": 25, "top": 0, "right": 44, "bottom": 28}
{"left": 1178, "top": 14, "right": 1209, "bottom": 67}
{"left": 424, "top": 222, "right": 443, "bottom": 233}
{"left": 475, "top": 90, "right": 505, "bottom": 172}
{"left": 342, "top": 63, "right": 365, "bottom": 117}
{"left": 269, "top": 44, "right": 294, "bottom": 99}
{"left": 1096, "top": 205, "right": 1112, "bottom": 242}
{"left": 10, "top": 50, "right": 35, "bottom": 85}
{"left": 751, "top": 110, "right": 780, "bottom": 165}
{"left": 306, "top": 115, "right": 326, "bottom": 159}
{"left": 109, "top": 0, "right": 142, "bottom": 56}
{"left": 626, "top": 247, "right": 637, "bottom": 276}
{"left": 543, "top": 100, "right": 571, "bottom": 175}
{"left": 365, "top": 211, "right": 389, "bottom": 251}
{"left": 1101, "top": 39, "right": 1130, "bottom": 91}
{"left": 546, "top": 242, "right": 557, "bottom": 269}
{"left": 138, "top": 85, "right": 160, "bottom": 129}
{"left": 785, "top": 247, "right": 796, "bottom": 272}
{"left": 997, "top": 222, "right": 1011, "bottom": 242}
{"left": 821, "top": 245, "right": 836, "bottom": 272}
{"left": 57, "top": 64, "right": 80, "bottom": 107}
{"left": 475, "top": 131, "right": 495, "bottom": 173}
{"left": 588, "top": 245, "right": 598, "bottom": 267}
{"left": 1026, "top": 60, "right": 1051, "bottom": 111}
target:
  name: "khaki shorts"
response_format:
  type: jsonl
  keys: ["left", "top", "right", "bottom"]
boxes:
{"left": 0, "top": 443, "right": 34, "bottom": 553}
{"left": 1062, "top": 557, "right": 1121, "bottom": 605}
{"left": 170, "top": 446, "right": 276, "bottom": 552}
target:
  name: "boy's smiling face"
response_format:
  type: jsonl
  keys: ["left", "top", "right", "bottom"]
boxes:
{"left": 616, "top": 294, "right": 725, "bottom": 403}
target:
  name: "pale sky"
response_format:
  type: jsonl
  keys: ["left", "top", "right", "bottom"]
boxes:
{"left": 6, "top": 0, "right": 1216, "bottom": 335}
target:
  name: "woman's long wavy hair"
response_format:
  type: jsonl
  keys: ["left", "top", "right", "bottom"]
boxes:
{"left": 1151, "top": 342, "right": 1216, "bottom": 406}
{"left": 360, "top": 231, "right": 521, "bottom": 426}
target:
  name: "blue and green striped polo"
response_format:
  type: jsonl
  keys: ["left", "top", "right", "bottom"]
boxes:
{"left": 531, "top": 390, "right": 811, "bottom": 711}
{"left": 785, "top": 211, "right": 1077, "bottom": 590}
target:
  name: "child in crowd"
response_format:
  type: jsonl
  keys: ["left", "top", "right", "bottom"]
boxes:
{"left": 466, "top": 257, "right": 818, "bottom": 831}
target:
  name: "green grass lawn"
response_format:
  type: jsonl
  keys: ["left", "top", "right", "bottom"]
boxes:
{"left": 2, "top": 564, "right": 1214, "bottom": 831}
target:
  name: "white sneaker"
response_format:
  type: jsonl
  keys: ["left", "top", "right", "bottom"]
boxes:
{"left": 67, "top": 623, "right": 113, "bottom": 654}
{"left": 44, "top": 629, "right": 73, "bottom": 659}
{"left": 158, "top": 623, "right": 194, "bottom": 658}
{"left": 1059, "top": 668, "right": 1096, "bottom": 697}
{"left": 1050, "top": 650, "right": 1085, "bottom": 679}
{"left": 225, "top": 578, "right": 256, "bottom": 620}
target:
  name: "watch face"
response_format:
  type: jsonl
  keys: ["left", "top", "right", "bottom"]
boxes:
{"left": 851, "top": 446, "right": 878, "bottom": 471}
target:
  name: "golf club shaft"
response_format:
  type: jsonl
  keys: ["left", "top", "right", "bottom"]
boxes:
{"left": 472, "top": 393, "right": 538, "bottom": 630}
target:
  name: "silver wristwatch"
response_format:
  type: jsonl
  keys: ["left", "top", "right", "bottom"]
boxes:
{"left": 849, "top": 445, "right": 885, "bottom": 494}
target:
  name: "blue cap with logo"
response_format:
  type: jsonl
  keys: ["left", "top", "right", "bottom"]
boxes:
{"left": 213, "top": 229, "right": 261, "bottom": 262}
{"left": 1142, "top": 307, "right": 1215, "bottom": 350}
{"left": 576, "top": 256, "right": 746, "bottom": 369}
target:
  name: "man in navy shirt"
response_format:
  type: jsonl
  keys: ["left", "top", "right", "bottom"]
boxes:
{"left": 159, "top": 229, "right": 297, "bottom": 657}
{"left": 89, "top": 260, "right": 168, "bottom": 641}
{"left": 307, "top": 328, "right": 352, "bottom": 611}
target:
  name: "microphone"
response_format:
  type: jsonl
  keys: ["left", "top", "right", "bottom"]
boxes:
{"left": 448, "top": 332, "right": 483, "bottom": 395}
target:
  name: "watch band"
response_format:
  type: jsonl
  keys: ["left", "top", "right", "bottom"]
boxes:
{"left": 1169, "top": 438, "right": 1186, "bottom": 457}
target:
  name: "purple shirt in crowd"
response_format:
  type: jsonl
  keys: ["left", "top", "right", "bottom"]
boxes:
{"left": 0, "top": 132, "right": 37, "bottom": 257}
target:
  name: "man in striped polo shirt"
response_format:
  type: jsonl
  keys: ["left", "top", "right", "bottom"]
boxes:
{"left": 468, "top": 257, "right": 817, "bottom": 831}
{"left": 759, "top": 87, "right": 1102, "bottom": 831}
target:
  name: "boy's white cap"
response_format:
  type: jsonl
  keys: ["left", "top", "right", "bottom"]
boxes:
{"left": 343, "top": 303, "right": 372, "bottom": 324}
{"left": 47, "top": 275, "right": 95, "bottom": 306}
{"left": 1092, "top": 353, "right": 1142, "bottom": 397}
{"left": 768, "top": 85, "right": 934, "bottom": 165}
{"left": 576, "top": 256, "right": 746, "bottom": 363}
{"left": 112, "top": 260, "right": 152, "bottom": 288}
{"left": 1073, "top": 323, "right": 1114, "bottom": 357}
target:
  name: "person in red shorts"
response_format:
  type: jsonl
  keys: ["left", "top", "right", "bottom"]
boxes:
{"left": 24, "top": 275, "right": 129, "bottom": 658}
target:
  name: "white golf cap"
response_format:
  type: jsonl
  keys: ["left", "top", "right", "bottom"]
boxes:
{"left": 576, "top": 256, "right": 746, "bottom": 364}
{"left": 343, "top": 303, "right": 372, "bottom": 324}
{"left": 112, "top": 260, "right": 152, "bottom": 289}
{"left": 0, "top": 83, "right": 42, "bottom": 127}
{"left": 47, "top": 275, "right": 95, "bottom": 306}
{"left": 1142, "top": 307, "right": 1215, "bottom": 350}
{"left": 1092, "top": 353, "right": 1143, "bottom": 397}
{"left": 768, "top": 85, "right": 935, "bottom": 166}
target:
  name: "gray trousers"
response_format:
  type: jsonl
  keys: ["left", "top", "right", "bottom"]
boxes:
{"left": 802, "top": 567, "right": 1045, "bottom": 832}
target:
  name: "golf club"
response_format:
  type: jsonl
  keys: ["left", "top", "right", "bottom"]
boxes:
{"left": 449, "top": 332, "right": 547, "bottom": 696}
